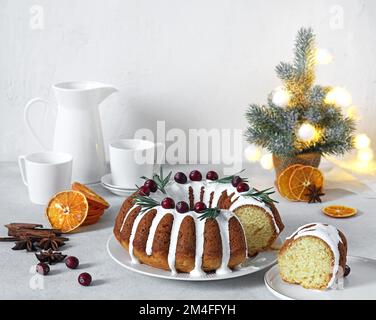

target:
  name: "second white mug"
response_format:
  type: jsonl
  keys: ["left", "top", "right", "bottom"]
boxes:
{"left": 109, "top": 139, "right": 164, "bottom": 189}
{"left": 18, "top": 152, "right": 73, "bottom": 205}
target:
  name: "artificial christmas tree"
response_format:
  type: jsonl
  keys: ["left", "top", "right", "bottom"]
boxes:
{"left": 245, "top": 28, "right": 355, "bottom": 175}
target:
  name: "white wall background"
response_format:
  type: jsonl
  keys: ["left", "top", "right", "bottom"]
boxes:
{"left": 1, "top": 0, "right": 376, "bottom": 162}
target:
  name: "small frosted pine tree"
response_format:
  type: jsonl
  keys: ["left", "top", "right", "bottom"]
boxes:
{"left": 245, "top": 28, "right": 355, "bottom": 158}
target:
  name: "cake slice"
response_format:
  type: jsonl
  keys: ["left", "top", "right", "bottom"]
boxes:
{"left": 233, "top": 203, "right": 284, "bottom": 257}
{"left": 278, "top": 223, "right": 347, "bottom": 290}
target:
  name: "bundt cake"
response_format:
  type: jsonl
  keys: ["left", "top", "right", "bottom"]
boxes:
{"left": 278, "top": 223, "right": 347, "bottom": 290}
{"left": 113, "top": 170, "right": 284, "bottom": 276}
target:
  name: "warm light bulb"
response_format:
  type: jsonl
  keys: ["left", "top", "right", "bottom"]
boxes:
{"left": 357, "top": 148, "right": 374, "bottom": 162}
{"left": 325, "top": 87, "right": 352, "bottom": 107}
{"left": 260, "top": 153, "right": 274, "bottom": 170}
{"left": 354, "top": 134, "right": 371, "bottom": 150}
{"left": 297, "top": 123, "right": 317, "bottom": 143}
{"left": 346, "top": 105, "right": 360, "bottom": 120}
{"left": 244, "top": 145, "right": 262, "bottom": 163}
{"left": 315, "top": 48, "right": 333, "bottom": 65}
{"left": 272, "top": 86, "right": 290, "bottom": 107}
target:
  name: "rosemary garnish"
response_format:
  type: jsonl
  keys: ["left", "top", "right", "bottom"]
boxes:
{"left": 198, "top": 207, "right": 221, "bottom": 221}
{"left": 141, "top": 166, "right": 171, "bottom": 194}
{"left": 242, "top": 187, "right": 278, "bottom": 208}
{"left": 132, "top": 195, "right": 160, "bottom": 214}
{"left": 215, "top": 169, "right": 249, "bottom": 184}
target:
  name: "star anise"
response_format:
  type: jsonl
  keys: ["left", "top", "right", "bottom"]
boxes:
{"left": 35, "top": 249, "right": 67, "bottom": 264}
{"left": 305, "top": 185, "right": 325, "bottom": 203}
{"left": 38, "top": 236, "right": 67, "bottom": 250}
{"left": 12, "top": 236, "right": 37, "bottom": 252}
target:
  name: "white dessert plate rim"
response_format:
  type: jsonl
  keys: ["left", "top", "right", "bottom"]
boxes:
{"left": 107, "top": 234, "right": 281, "bottom": 281}
{"left": 264, "top": 255, "right": 376, "bottom": 300}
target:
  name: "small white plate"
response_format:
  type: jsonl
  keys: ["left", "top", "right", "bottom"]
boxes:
{"left": 101, "top": 173, "right": 137, "bottom": 190}
{"left": 101, "top": 183, "right": 136, "bottom": 197}
{"left": 107, "top": 234, "right": 281, "bottom": 281}
{"left": 264, "top": 256, "right": 376, "bottom": 300}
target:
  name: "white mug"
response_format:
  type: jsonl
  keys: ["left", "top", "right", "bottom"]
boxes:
{"left": 18, "top": 152, "right": 73, "bottom": 205}
{"left": 109, "top": 139, "right": 164, "bottom": 188}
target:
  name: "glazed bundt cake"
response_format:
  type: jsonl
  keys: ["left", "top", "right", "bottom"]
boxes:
{"left": 278, "top": 223, "right": 347, "bottom": 290}
{"left": 113, "top": 170, "right": 284, "bottom": 276}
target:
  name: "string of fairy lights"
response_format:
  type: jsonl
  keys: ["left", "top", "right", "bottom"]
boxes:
{"left": 244, "top": 48, "right": 373, "bottom": 170}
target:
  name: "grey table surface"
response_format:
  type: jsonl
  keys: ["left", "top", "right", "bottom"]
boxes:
{"left": 1, "top": 161, "right": 375, "bottom": 300}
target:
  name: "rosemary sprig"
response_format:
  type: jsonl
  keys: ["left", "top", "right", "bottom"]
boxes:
{"left": 141, "top": 166, "right": 171, "bottom": 194}
{"left": 242, "top": 187, "right": 278, "bottom": 208}
{"left": 132, "top": 195, "right": 160, "bottom": 214}
{"left": 198, "top": 207, "right": 221, "bottom": 221}
{"left": 215, "top": 169, "right": 249, "bottom": 184}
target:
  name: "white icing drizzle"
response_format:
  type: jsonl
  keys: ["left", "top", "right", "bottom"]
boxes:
{"left": 119, "top": 205, "right": 138, "bottom": 233}
{"left": 167, "top": 212, "right": 188, "bottom": 274}
{"left": 288, "top": 223, "right": 343, "bottom": 288}
{"left": 128, "top": 210, "right": 147, "bottom": 264}
{"left": 120, "top": 179, "right": 280, "bottom": 275}
{"left": 190, "top": 213, "right": 206, "bottom": 277}
{"left": 215, "top": 210, "right": 233, "bottom": 275}
{"left": 145, "top": 206, "right": 170, "bottom": 255}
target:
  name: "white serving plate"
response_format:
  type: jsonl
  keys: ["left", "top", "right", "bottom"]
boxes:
{"left": 264, "top": 256, "right": 376, "bottom": 300}
{"left": 107, "top": 234, "right": 281, "bottom": 281}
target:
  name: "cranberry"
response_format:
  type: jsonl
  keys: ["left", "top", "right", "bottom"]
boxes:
{"left": 344, "top": 265, "right": 351, "bottom": 277}
{"left": 174, "top": 172, "right": 187, "bottom": 184}
{"left": 138, "top": 185, "right": 150, "bottom": 196}
{"left": 194, "top": 202, "right": 207, "bottom": 213}
{"left": 231, "top": 176, "right": 243, "bottom": 187}
{"left": 206, "top": 171, "right": 219, "bottom": 181}
{"left": 161, "top": 197, "right": 175, "bottom": 209}
{"left": 78, "top": 272, "right": 92, "bottom": 286}
{"left": 65, "top": 256, "right": 79, "bottom": 269}
{"left": 144, "top": 179, "right": 158, "bottom": 193}
{"left": 189, "top": 170, "right": 202, "bottom": 181}
{"left": 36, "top": 262, "right": 50, "bottom": 275}
{"left": 176, "top": 201, "right": 189, "bottom": 213}
{"left": 237, "top": 182, "right": 250, "bottom": 193}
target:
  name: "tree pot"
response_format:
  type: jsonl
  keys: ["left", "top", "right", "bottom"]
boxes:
{"left": 272, "top": 152, "right": 321, "bottom": 177}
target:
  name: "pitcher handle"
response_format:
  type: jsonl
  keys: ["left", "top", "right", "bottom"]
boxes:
{"left": 18, "top": 155, "right": 28, "bottom": 186}
{"left": 24, "top": 98, "right": 54, "bottom": 150}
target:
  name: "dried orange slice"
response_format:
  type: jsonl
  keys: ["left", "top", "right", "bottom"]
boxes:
{"left": 277, "top": 164, "right": 303, "bottom": 200}
{"left": 72, "top": 182, "right": 110, "bottom": 209}
{"left": 82, "top": 214, "right": 102, "bottom": 226}
{"left": 87, "top": 210, "right": 105, "bottom": 219}
{"left": 323, "top": 205, "right": 357, "bottom": 218}
{"left": 87, "top": 207, "right": 104, "bottom": 215}
{"left": 46, "top": 190, "right": 88, "bottom": 233}
{"left": 288, "top": 166, "right": 324, "bottom": 202}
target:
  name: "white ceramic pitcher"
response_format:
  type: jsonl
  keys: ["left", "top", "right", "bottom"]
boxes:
{"left": 24, "top": 81, "right": 118, "bottom": 183}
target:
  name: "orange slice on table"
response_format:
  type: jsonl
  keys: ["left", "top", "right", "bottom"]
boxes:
{"left": 277, "top": 164, "right": 303, "bottom": 200}
{"left": 46, "top": 190, "right": 88, "bottom": 233}
{"left": 72, "top": 182, "right": 110, "bottom": 209}
{"left": 87, "top": 208, "right": 105, "bottom": 216}
{"left": 322, "top": 205, "right": 357, "bottom": 218}
{"left": 288, "top": 166, "right": 324, "bottom": 202}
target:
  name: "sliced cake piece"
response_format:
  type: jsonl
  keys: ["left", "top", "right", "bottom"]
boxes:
{"left": 233, "top": 203, "right": 284, "bottom": 256}
{"left": 278, "top": 223, "right": 347, "bottom": 290}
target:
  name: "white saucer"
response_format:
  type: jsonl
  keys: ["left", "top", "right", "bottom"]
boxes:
{"left": 107, "top": 234, "right": 281, "bottom": 281}
{"left": 264, "top": 256, "right": 376, "bottom": 300}
{"left": 101, "top": 183, "right": 136, "bottom": 197}
{"left": 101, "top": 173, "right": 137, "bottom": 190}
